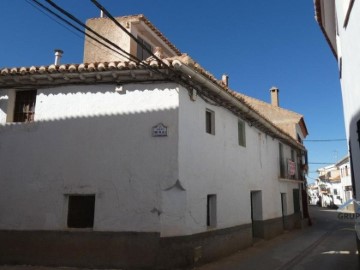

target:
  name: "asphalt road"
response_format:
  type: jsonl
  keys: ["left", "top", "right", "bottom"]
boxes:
{"left": 195, "top": 206, "right": 359, "bottom": 270}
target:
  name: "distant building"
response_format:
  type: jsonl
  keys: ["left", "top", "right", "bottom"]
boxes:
{"left": 316, "top": 163, "right": 342, "bottom": 207}
{"left": 0, "top": 14, "right": 309, "bottom": 269}
{"left": 336, "top": 156, "right": 352, "bottom": 201}
{"left": 310, "top": 155, "right": 352, "bottom": 208}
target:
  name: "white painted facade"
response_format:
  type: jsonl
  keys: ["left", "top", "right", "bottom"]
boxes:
{"left": 315, "top": 0, "right": 360, "bottom": 198}
{"left": 315, "top": 0, "right": 360, "bottom": 249}
{"left": 312, "top": 157, "right": 352, "bottom": 207}
{"left": 0, "top": 81, "right": 303, "bottom": 237}
{"left": 0, "top": 83, "right": 179, "bottom": 232}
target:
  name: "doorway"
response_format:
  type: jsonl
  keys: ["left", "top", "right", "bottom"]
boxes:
{"left": 250, "top": 191, "right": 263, "bottom": 238}
{"left": 281, "top": 193, "right": 287, "bottom": 229}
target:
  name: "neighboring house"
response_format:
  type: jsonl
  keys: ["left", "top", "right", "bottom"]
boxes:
{"left": 316, "top": 164, "right": 342, "bottom": 207}
{"left": 0, "top": 14, "right": 309, "bottom": 269}
{"left": 337, "top": 155, "right": 353, "bottom": 201}
{"left": 312, "top": 156, "right": 352, "bottom": 208}
{"left": 307, "top": 183, "right": 320, "bottom": 205}
{"left": 314, "top": 0, "right": 360, "bottom": 250}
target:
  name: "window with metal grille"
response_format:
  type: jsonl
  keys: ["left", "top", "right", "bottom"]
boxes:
{"left": 67, "top": 195, "right": 95, "bottom": 228}
{"left": 136, "top": 36, "right": 152, "bottom": 60}
{"left": 13, "top": 90, "right": 37, "bottom": 122}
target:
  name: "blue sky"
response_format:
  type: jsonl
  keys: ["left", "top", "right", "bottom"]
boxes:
{"left": 0, "top": 0, "right": 347, "bottom": 182}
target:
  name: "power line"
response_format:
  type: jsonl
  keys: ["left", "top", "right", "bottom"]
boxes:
{"left": 304, "top": 139, "right": 346, "bottom": 142}
{"left": 308, "top": 162, "right": 335, "bottom": 165}
{"left": 29, "top": 0, "right": 131, "bottom": 61}
{"left": 90, "top": 0, "right": 165, "bottom": 65}
{"left": 31, "top": 0, "right": 171, "bottom": 80}
{"left": 42, "top": 0, "right": 139, "bottom": 63}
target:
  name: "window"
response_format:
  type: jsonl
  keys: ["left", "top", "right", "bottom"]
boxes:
{"left": 207, "top": 194, "right": 217, "bottom": 228}
{"left": 334, "top": 189, "right": 338, "bottom": 195}
{"left": 357, "top": 119, "right": 360, "bottom": 148}
{"left": 205, "top": 109, "right": 215, "bottom": 135}
{"left": 13, "top": 90, "right": 37, "bottom": 122}
{"left": 343, "top": 0, "right": 355, "bottom": 28}
{"left": 136, "top": 36, "right": 152, "bottom": 60}
{"left": 279, "top": 143, "right": 285, "bottom": 178}
{"left": 297, "top": 134, "right": 302, "bottom": 144}
{"left": 67, "top": 195, "right": 95, "bottom": 228}
{"left": 238, "top": 120, "right": 246, "bottom": 147}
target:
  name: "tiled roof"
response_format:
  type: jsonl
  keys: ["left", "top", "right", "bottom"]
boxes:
{"left": 236, "top": 92, "right": 308, "bottom": 138}
{"left": 0, "top": 55, "right": 305, "bottom": 151}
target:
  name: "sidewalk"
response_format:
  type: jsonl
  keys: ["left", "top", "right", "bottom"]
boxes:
{"left": 194, "top": 226, "right": 328, "bottom": 270}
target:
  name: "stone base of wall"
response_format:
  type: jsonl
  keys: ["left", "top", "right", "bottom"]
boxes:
{"left": 0, "top": 224, "right": 252, "bottom": 270}
{"left": 284, "top": 213, "right": 302, "bottom": 230}
{"left": 252, "top": 213, "right": 301, "bottom": 240}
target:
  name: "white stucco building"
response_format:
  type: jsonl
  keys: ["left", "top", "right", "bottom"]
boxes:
{"left": 314, "top": 0, "right": 360, "bottom": 251}
{"left": 0, "top": 14, "right": 309, "bottom": 269}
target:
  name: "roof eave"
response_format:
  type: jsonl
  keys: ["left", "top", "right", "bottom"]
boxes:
{"left": 314, "top": 0, "right": 338, "bottom": 59}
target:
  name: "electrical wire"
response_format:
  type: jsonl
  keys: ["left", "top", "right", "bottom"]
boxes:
{"left": 90, "top": 0, "right": 166, "bottom": 66}
{"left": 308, "top": 162, "right": 335, "bottom": 164}
{"left": 30, "top": 0, "right": 172, "bottom": 79}
{"left": 304, "top": 139, "right": 346, "bottom": 142}
{"left": 26, "top": 0, "right": 124, "bottom": 61}
{"left": 29, "top": 0, "right": 130, "bottom": 61}
{"left": 42, "top": 0, "right": 139, "bottom": 63}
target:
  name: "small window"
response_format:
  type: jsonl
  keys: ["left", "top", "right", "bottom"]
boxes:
{"left": 334, "top": 189, "right": 338, "bottom": 195}
{"left": 137, "top": 36, "right": 152, "bottom": 60}
{"left": 357, "top": 119, "right": 360, "bottom": 148}
{"left": 297, "top": 134, "right": 302, "bottom": 144}
{"left": 67, "top": 195, "right": 95, "bottom": 228}
{"left": 205, "top": 109, "right": 215, "bottom": 135}
{"left": 207, "top": 194, "right": 217, "bottom": 228}
{"left": 13, "top": 90, "right": 37, "bottom": 122}
{"left": 238, "top": 120, "right": 246, "bottom": 147}
{"left": 343, "top": 0, "right": 355, "bottom": 28}
{"left": 279, "top": 143, "right": 285, "bottom": 178}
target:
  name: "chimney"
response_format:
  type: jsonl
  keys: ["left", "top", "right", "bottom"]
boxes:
{"left": 54, "top": 49, "right": 63, "bottom": 65}
{"left": 222, "top": 74, "right": 229, "bottom": 87}
{"left": 270, "top": 86, "right": 279, "bottom": 107}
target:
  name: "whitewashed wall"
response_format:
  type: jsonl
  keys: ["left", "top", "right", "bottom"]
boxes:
{"left": 0, "top": 82, "right": 302, "bottom": 236}
{"left": 177, "top": 86, "right": 300, "bottom": 236}
{"left": 0, "top": 83, "right": 179, "bottom": 232}
{"left": 335, "top": 0, "right": 360, "bottom": 198}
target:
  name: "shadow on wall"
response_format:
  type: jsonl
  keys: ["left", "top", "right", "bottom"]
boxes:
{"left": 349, "top": 109, "right": 360, "bottom": 198}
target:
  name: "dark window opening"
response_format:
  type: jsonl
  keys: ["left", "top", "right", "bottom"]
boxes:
{"left": 206, "top": 109, "right": 215, "bottom": 135}
{"left": 279, "top": 143, "right": 285, "bottom": 178}
{"left": 13, "top": 90, "right": 37, "bottom": 122}
{"left": 67, "top": 195, "right": 95, "bottom": 228}
{"left": 297, "top": 134, "right": 302, "bottom": 144}
{"left": 238, "top": 120, "right": 246, "bottom": 147}
{"left": 344, "top": 0, "right": 355, "bottom": 28}
{"left": 357, "top": 119, "right": 360, "bottom": 147}
{"left": 136, "top": 36, "right": 152, "bottom": 60}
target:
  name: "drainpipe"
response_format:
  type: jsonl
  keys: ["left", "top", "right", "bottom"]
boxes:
{"left": 172, "top": 60, "right": 304, "bottom": 150}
